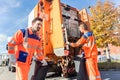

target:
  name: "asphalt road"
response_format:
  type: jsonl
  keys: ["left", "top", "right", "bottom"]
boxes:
{"left": 0, "top": 66, "right": 15, "bottom": 80}
{"left": 101, "top": 70, "right": 120, "bottom": 80}
{"left": 0, "top": 66, "right": 120, "bottom": 80}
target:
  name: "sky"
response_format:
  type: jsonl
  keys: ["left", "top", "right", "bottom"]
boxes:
{"left": 0, "top": 0, "right": 119, "bottom": 54}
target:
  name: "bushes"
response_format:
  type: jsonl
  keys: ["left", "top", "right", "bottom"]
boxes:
{"left": 98, "top": 62, "right": 120, "bottom": 70}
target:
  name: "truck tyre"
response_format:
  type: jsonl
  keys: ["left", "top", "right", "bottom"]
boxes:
{"left": 11, "top": 67, "right": 16, "bottom": 72}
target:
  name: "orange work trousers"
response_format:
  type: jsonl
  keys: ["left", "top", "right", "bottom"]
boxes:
{"left": 16, "top": 63, "right": 30, "bottom": 80}
{"left": 86, "top": 56, "right": 101, "bottom": 80}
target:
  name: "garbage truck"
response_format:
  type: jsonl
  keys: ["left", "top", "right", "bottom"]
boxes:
{"left": 28, "top": 0, "right": 90, "bottom": 78}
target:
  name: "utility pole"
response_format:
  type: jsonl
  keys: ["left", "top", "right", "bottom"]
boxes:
{"left": 105, "top": 44, "right": 111, "bottom": 62}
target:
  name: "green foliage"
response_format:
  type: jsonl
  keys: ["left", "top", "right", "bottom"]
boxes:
{"left": 89, "top": 0, "right": 120, "bottom": 47}
{"left": 98, "top": 62, "right": 120, "bottom": 70}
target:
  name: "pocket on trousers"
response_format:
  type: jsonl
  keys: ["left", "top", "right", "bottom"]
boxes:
{"left": 17, "top": 51, "right": 28, "bottom": 63}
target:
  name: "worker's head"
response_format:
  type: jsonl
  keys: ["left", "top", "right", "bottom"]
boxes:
{"left": 32, "top": 17, "right": 43, "bottom": 33}
{"left": 78, "top": 23, "right": 88, "bottom": 33}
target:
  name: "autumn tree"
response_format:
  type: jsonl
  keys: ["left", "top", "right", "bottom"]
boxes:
{"left": 89, "top": 0, "right": 120, "bottom": 48}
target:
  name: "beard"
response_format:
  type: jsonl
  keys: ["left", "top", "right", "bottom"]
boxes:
{"left": 32, "top": 26, "right": 40, "bottom": 34}
{"left": 37, "top": 27, "right": 40, "bottom": 31}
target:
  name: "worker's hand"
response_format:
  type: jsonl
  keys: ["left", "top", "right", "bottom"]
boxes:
{"left": 41, "top": 59, "right": 48, "bottom": 66}
{"left": 66, "top": 41, "right": 70, "bottom": 45}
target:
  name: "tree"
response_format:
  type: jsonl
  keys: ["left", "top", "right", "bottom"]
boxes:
{"left": 89, "top": 0, "right": 120, "bottom": 48}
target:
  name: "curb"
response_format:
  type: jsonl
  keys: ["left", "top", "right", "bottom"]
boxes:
{"left": 100, "top": 69, "right": 120, "bottom": 71}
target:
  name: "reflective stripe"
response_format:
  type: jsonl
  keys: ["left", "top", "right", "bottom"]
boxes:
{"left": 84, "top": 42, "right": 94, "bottom": 47}
{"left": 24, "top": 28, "right": 28, "bottom": 42}
{"left": 22, "top": 43, "right": 38, "bottom": 50}
{"left": 96, "top": 76, "right": 101, "bottom": 78}
{"left": 35, "top": 52, "right": 43, "bottom": 57}
{"left": 8, "top": 46, "right": 14, "bottom": 50}
{"left": 37, "top": 47, "right": 43, "bottom": 50}
{"left": 37, "top": 53, "right": 43, "bottom": 56}
{"left": 27, "top": 45, "right": 37, "bottom": 49}
{"left": 10, "top": 40, "right": 16, "bottom": 45}
{"left": 22, "top": 29, "right": 28, "bottom": 48}
{"left": 24, "top": 37, "right": 28, "bottom": 42}
{"left": 76, "top": 39, "right": 81, "bottom": 45}
{"left": 89, "top": 76, "right": 101, "bottom": 80}
{"left": 22, "top": 42, "right": 42, "bottom": 50}
{"left": 89, "top": 76, "right": 96, "bottom": 80}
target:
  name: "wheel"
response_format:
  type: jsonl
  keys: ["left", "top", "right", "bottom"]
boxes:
{"left": 8, "top": 66, "right": 11, "bottom": 71}
{"left": 11, "top": 67, "right": 16, "bottom": 72}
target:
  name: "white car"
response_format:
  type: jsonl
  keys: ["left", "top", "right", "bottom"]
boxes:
{"left": 8, "top": 54, "right": 16, "bottom": 72}
{"left": 0, "top": 60, "right": 3, "bottom": 66}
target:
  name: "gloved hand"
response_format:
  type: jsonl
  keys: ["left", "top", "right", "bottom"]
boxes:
{"left": 77, "top": 54, "right": 83, "bottom": 58}
{"left": 66, "top": 41, "right": 70, "bottom": 45}
{"left": 41, "top": 59, "right": 48, "bottom": 66}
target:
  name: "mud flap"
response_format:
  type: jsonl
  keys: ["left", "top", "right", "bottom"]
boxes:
{"left": 30, "top": 60, "right": 48, "bottom": 80}
{"left": 28, "top": 58, "right": 48, "bottom": 80}
{"left": 34, "top": 65, "right": 49, "bottom": 80}
{"left": 74, "top": 56, "right": 89, "bottom": 80}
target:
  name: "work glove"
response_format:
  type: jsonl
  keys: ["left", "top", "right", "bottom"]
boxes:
{"left": 77, "top": 54, "right": 84, "bottom": 58}
{"left": 41, "top": 59, "right": 48, "bottom": 66}
{"left": 66, "top": 41, "right": 70, "bottom": 45}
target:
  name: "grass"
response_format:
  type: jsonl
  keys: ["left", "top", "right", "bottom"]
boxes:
{"left": 98, "top": 61, "right": 120, "bottom": 70}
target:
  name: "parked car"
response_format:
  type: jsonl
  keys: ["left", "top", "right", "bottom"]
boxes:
{"left": 8, "top": 54, "right": 16, "bottom": 72}
{"left": 0, "top": 60, "right": 3, "bottom": 66}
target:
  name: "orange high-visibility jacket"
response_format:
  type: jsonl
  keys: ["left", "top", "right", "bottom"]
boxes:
{"left": 8, "top": 27, "right": 44, "bottom": 65}
{"left": 71, "top": 32, "right": 98, "bottom": 58}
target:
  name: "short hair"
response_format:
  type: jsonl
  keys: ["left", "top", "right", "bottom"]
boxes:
{"left": 79, "top": 23, "right": 88, "bottom": 30}
{"left": 32, "top": 17, "right": 43, "bottom": 23}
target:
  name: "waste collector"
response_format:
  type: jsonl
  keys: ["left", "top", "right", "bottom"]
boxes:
{"left": 7, "top": 17, "right": 48, "bottom": 80}
{"left": 67, "top": 23, "right": 101, "bottom": 80}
